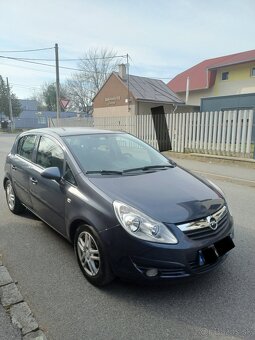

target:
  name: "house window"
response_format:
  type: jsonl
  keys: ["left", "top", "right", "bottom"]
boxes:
{"left": 251, "top": 67, "right": 255, "bottom": 77}
{"left": 221, "top": 72, "right": 229, "bottom": 80}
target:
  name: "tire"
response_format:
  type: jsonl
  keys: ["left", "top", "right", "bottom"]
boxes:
{"left": 74, "top": 224, "right": 115, "bottom": 287}
{"left": 5, "top": 179, "right": 25, "bottom": 214}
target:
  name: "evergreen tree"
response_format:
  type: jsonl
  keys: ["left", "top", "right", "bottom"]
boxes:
{"left": 0, "top": 75, "right": 21, "bottom": 118}
{"left": 42, "top": 83, "right": 66, "bottom": 112}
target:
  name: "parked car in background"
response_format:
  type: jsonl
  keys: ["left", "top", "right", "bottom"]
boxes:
{"left": 3, "top": 128, "right": 235, "bottom": 286}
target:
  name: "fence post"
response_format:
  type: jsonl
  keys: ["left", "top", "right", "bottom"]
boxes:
{"left": 246, "top": 110, "right": 253, "bottom": 157}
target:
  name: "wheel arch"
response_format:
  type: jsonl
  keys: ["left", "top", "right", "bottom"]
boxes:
{"left": 3, "top": 176, "right": 10, "bottom": 189}
{"left": 69, "top": 218, "right": 95, "bottom": 244}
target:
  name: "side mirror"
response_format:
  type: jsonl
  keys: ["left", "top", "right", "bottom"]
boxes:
{"left": 41, "top": 167, "right": 61, "bottom": 181}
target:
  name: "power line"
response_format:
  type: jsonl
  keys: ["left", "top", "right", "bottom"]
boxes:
{"left": 0, "top": 55, "right": 115, "bottom": 73}
{"left": 0, "top": 60, "right": 58, "bottom": 74}
{"left": 8, "top": 54, "right": 127, "bottom": 62}
{"left": 0, "top": 47, "right": 54, "bottom": 53}
{"left": 0, "top": 54, "right": 174, "bottom": 80}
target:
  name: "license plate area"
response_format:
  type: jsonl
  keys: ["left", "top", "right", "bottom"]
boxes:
{"left": 201, "top": 236, "right": 235, "bottom": 265}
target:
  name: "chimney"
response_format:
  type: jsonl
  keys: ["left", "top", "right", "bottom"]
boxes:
{"left": 118, "top": 64, "right": 127, "bottom": 80}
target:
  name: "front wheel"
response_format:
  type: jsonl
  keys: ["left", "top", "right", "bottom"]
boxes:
{"left": 5, "top": 180, "right": 25, "bottom": 214}
{"left": 74, "top": 225, "right": 115, "bottom": 286}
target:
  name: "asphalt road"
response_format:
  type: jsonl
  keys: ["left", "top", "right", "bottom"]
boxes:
{"left": 0, "top": 133, "right": 255, "bottom": 340}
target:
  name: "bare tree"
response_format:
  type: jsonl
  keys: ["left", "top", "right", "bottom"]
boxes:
{"left": 65, "top": 48, "right": 123, "bottom": 113}
{"left": 65, "top": 73, "right": 92, "bottom": 113}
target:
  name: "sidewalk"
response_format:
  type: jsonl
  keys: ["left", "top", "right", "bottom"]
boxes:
{"left": 0, "top": 255, "right": 47, "bottom": 340}
{"left": 164, "top": 151, "right": 255, "bottom": 187}
{"left": 0, "top": 305, "right": 21, "bottom": 340}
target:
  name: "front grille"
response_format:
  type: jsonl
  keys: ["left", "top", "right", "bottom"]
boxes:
{"left": 189, "top": 255, "right": 226, "bottom": 273}
{"left": 184, "top": 213, "right": 229, "bottom": 240}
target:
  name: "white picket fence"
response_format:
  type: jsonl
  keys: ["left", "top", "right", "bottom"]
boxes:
{"left": 167, "top": 110, "right": 254, "bottom": 157}
{"left": 49, "top": 109, "right": 254, "bottom": 158}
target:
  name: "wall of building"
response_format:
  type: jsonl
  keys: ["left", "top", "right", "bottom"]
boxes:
{"left": 212, "top": 62, "right": 255, "bottom": 96}
{"left": 176, "top": 89, "right": 214, "bottom": 107}
{"left": 201, "top": 93, "right": 255, "bottom": 112}
{"left": 93, "top": 73, "right": 137, "bottom": 117}
{"left": 93, "top": 105, "right": 135, "bottom": 117}
{"left": 135, "top": 102, "right": 174, "bottom": 115}
{"left": 176, "top": 62, "right": 255, "bottom": 107}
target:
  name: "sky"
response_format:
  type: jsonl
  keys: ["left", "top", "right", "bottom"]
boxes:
{"left": 0, "top": 0, "right": 255, "bottom": 99}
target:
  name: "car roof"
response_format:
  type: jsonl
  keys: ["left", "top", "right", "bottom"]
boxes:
{"left": 24, "top": 127, "right": 125, "bottom": 137}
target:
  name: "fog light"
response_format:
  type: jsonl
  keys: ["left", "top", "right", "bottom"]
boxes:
{"left": 146, "top": 268, "right": 158, "bottom": 277}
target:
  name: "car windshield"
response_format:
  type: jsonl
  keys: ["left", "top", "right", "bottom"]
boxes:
{"left": 63, "top": 133, "right": 172, "bottom": 174}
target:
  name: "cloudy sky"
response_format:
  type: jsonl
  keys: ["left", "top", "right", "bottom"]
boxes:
{"left": 0, "top": 0, "right": 254, "bottom": 98}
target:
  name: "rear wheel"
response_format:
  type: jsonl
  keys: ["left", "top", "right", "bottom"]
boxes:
{"left": 5, "top": 179, "right": 25, "bottom": 214}
{"left": 74, "top": 225, "right": 115, "bottom": 286}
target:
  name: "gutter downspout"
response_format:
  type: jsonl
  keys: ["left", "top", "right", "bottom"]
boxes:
{"left": 185, "top": 76, "right": 190, "bottom": 104}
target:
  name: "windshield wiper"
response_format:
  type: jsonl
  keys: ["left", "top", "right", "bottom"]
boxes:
{"left": 123, "top": 164, "right": 174, "bottom": 173}
{"left": 86, "top": 170, "right": 123, "bottom": 175}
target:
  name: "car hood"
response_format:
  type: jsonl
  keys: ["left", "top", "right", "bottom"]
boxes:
{"left": 88, "top": 166, "right": 224, "bottom": 224}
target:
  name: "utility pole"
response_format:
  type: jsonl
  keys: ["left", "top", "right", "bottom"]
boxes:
{"left": 55, "top": 43, "right": 60, "bottom": 125}
{"left": 127, "top": 54, "right": 130, "bottom": 112}
{"left": 6, "top": 77, "right": 14, "bottom": 132}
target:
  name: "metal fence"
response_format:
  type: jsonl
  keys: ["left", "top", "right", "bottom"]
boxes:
{"left": 49, "top": 110, "right": 255, "bottom": 158}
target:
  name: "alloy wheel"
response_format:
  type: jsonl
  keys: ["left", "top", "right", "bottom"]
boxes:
{"left": 77, "top": 231, "right": 100, "bottom": 277}
{"left": 6, "top": 183, "right": 15, "bottom": 210}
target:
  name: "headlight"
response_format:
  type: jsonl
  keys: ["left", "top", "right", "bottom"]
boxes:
{"left": 113, "top": 201, "right": 178, "bottom": 244}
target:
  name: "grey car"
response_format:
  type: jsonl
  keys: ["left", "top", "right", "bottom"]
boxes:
{"left": 4, "top": 128, "right": 235, "bottom": 286}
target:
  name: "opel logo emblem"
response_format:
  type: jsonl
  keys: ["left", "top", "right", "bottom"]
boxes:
{"left": 207, "top": 217, "right": 218, "bottom": 230}
{"left": 209, "top": 217, "right": 218, "bottom": 230}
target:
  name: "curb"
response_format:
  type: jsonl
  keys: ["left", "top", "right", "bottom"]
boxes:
{"left": 0, "top": 254, "right": 48, "bottom": 340}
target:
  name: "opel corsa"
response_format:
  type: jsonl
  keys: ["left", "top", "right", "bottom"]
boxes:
{"left": 4, "top": 128, "right": 235, "bottom": 286}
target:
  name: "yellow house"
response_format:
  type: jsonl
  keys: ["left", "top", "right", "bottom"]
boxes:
{"left": 168, "top": 50, "right": 255, "bottom": 111}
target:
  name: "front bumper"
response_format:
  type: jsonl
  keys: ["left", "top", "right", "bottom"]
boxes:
{"left": 100, "top": 212, "right": 234, "bottom": 281}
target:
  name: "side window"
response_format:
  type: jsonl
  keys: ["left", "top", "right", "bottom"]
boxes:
{"left": 17, "top": 135, "right": 37, "bottom": 161}
{"left": 36, "top": 136, "right": 64, "bottom": 173}
{"left": 64, "top": 163, "right": 77, "bottom": 186}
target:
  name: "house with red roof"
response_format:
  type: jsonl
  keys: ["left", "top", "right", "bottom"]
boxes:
{"left": 168, "top": 50, "right": 255, "bottom": 112}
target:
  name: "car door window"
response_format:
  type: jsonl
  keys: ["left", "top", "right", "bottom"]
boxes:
{"left": 36, "top": 136, "right": 64, "bottom": 174}
{"left": 17, "top": 135, "right": 37, "bottom": 161}
{"left": 64, "top": 162, "right": 77, "bottom": 186}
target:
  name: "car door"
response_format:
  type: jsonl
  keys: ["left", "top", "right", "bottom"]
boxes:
{"left": 11, "top": 134, "right": 38, "bottom": 209}
{"left": 29, "top": 135, "right": 66, "bottom": 234}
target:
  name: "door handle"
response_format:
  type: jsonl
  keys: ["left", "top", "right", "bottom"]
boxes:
{"left": 11, "top": 165, "right": 17, "bottom": 170}
{"left": 30, "top": 177, "right": 38, "bottom": 185}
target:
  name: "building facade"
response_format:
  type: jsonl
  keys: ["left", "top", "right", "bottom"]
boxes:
{"left": 93, "top": 65, "right": 196, "bottom": 117}
{"left": 168, "top": 50, "right": 255, "bottom": 110}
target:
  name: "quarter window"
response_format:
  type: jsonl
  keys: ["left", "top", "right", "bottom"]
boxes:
{"left": 64, "top": 163, "right": 76, "bottom": 186}
{"left": 221, "top": 72, "right": 229, "bottom": 80}
{"left": 17, "top": 135, "right": 37, "bottom": 161}
{"left": 36, "top": 136, "right": 64, "bottom": 173}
